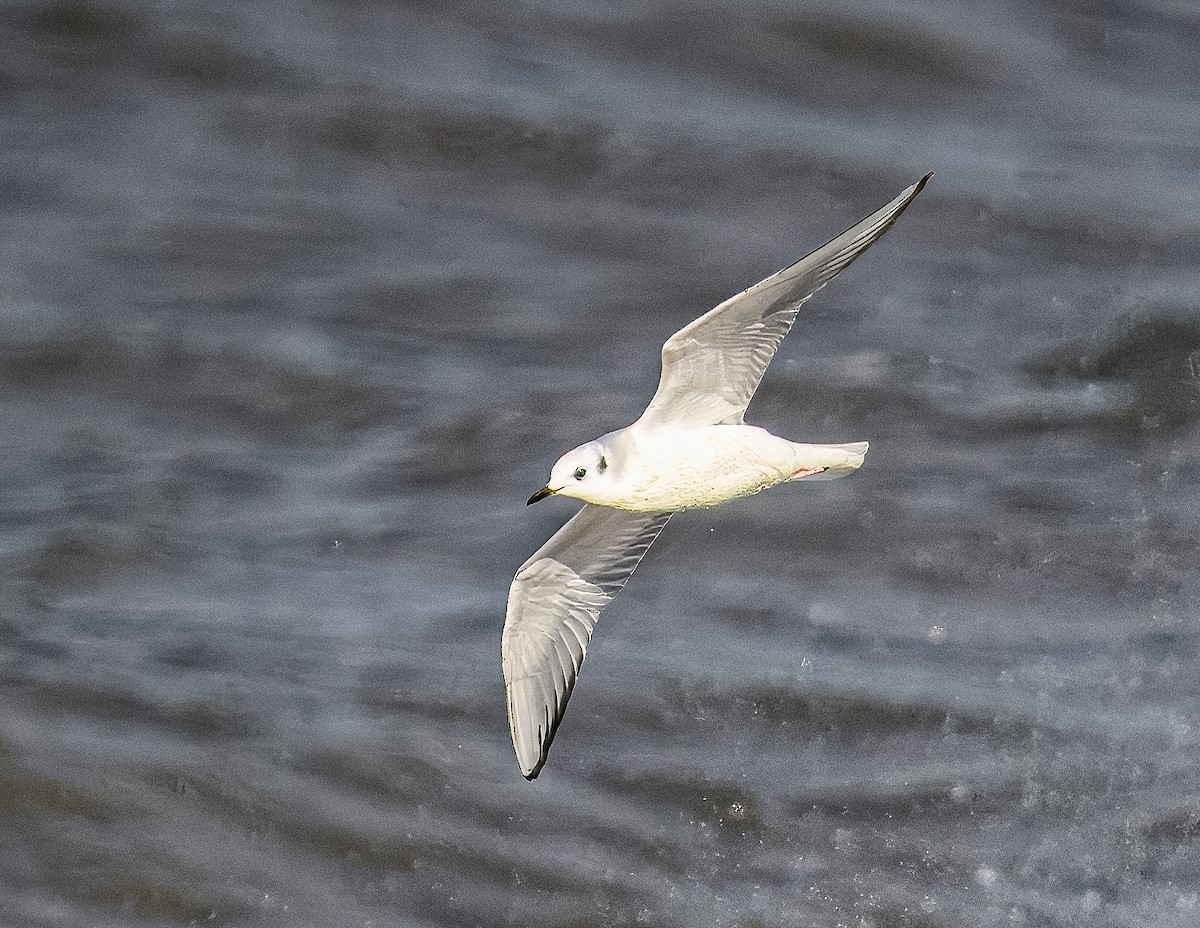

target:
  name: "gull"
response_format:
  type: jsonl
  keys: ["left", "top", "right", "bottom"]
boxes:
{"left": 502, "top": 173, "right": 931, "bottom": 778}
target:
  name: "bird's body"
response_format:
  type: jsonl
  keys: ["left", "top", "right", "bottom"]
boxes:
{"left": 579, "top": 424, "right": 868, "bottom": 512}
{"left": 502, "top": 173, "right": 932, "bottom": 778}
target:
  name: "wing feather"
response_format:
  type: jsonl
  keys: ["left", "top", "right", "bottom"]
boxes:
{"left": 501, "top": 504, "right": 671, "bottom": 779}
{"left": 637, "top": 173, "right": 931, "bottom": 429}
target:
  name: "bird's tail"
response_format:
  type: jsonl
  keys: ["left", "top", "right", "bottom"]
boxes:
{"left": 787, "top": 441, "right": 869, "bottom": 481}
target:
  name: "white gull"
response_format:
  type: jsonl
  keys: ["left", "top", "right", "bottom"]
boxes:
{"left": 503, "top": 174, "right": 931, "bottom": 778}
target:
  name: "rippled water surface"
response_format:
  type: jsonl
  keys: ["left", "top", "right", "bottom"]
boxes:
{"left": 3, "top": 1, "right": 1200, "bottom": 926}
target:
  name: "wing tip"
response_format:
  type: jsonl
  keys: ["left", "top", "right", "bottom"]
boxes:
{"left": 868, "top": 171, "right": 932, "bottom": 241}
{"left": 517, "top": 728, "right": 552, "bottom": 780}
{"left": 895, "top": 171, "right": 932, "bottom": 216}
{"left": 508, "top": 687, "right": 564, "bottom": 781}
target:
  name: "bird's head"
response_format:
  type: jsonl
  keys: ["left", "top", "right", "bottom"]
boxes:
{"left": 528, "top": 440, "right": 616, "bottom": 506}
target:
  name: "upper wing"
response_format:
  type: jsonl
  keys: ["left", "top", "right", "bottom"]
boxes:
{"left": 636, "top": 173, "right": 931, "bottom": 429}
{"left": 501, "top": 504, "right": 671, "bottom": 779}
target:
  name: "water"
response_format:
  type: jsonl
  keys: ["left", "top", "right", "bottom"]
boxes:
{"left": 2, "top": 0, "right": 1200, "bottom": 925}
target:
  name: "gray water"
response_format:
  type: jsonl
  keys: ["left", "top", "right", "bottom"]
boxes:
{"left": 3, "top": 1, "right": 1200, "bottom": 926}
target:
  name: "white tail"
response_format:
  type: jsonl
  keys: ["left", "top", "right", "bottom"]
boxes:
{"left": 788, "top": 441, "right": 869, "bottom": 481}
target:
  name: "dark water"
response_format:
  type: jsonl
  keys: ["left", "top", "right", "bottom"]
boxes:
{"left": 3, "top": 1, "right": 1200, "bottom": 925}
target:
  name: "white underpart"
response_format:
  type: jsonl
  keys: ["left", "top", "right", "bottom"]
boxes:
{"left": 502, "top": 174, "right": 931, "bottom": 778}
{"left": 611, "top": 426, "right": 867, "bottom": 512}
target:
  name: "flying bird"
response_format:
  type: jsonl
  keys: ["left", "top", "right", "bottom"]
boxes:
{"left": 502, "top": 173, "right": 931, "bottom": 778}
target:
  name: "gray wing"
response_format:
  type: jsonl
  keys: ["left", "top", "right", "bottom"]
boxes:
{"left": 636, "top": 173, "right": 931, "bottom": 430}
{"left": 502, "top": 504, "right": 672, "bottom": 779}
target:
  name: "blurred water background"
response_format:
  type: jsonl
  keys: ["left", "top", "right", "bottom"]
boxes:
{"left": 3, "top": 1, "right": 1200, "bottom": 926}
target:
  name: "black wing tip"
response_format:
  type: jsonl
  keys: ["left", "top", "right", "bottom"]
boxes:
{"left": 521, "top": 688, "right": 571, "bottom": 780}
{"left": 873, "top": 171, "right": 933, "bottom": 237}
{"left": 520, "top": 737, "right": 551, "bottom": 780}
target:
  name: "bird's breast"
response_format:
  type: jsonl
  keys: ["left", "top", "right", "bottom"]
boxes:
{"left": 615, "top": 426, "right": 795, "bottom": 511}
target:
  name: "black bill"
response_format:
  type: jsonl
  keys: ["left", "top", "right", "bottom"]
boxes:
{"left": 526, "top": 486, "right": 555, "bottom": 505}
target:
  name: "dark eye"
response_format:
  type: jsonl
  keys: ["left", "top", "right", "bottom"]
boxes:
{"left": 573, "top": 467, "right": 587, "bottom": 480}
